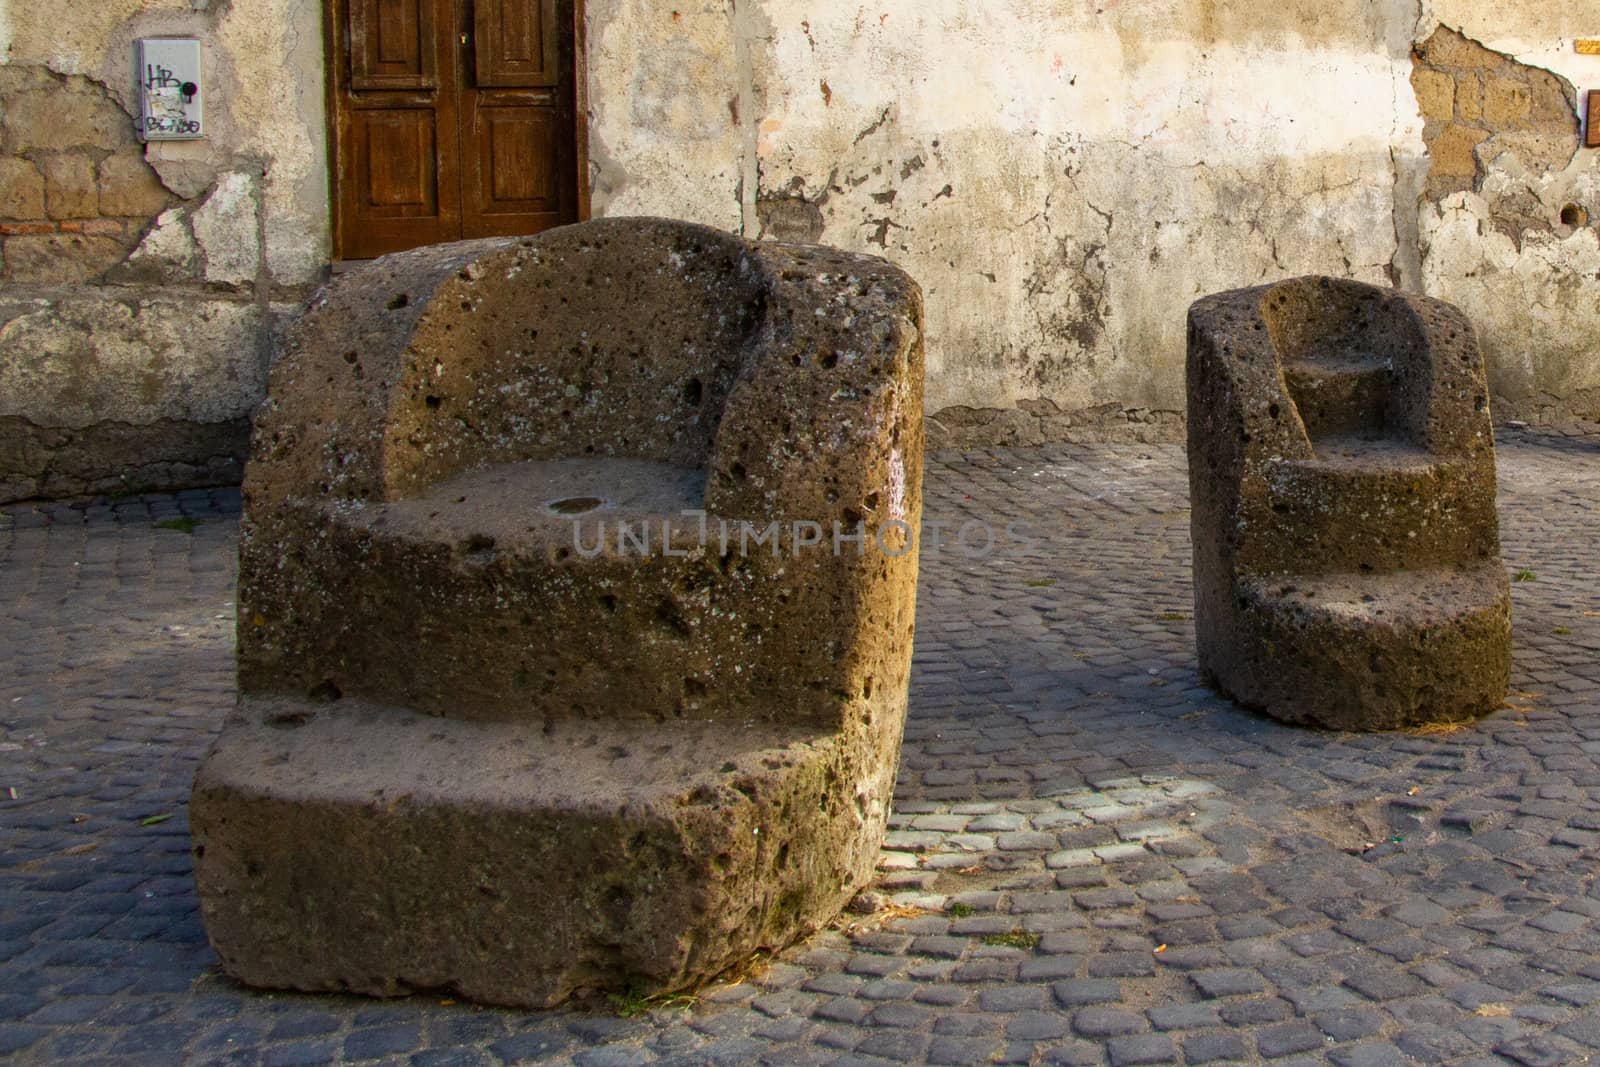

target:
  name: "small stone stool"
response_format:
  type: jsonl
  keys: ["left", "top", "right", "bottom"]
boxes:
{"left": 191, "top": 218, "right": 925, "bottom": 1007}
{"left": 1186, "top": 276, "right": 1510, "bottom": 730}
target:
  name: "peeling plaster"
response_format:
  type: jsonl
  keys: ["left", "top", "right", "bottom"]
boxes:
{"left": 2, "top": 0, "right": 328, "bottom": 497}
{"left": 1412, "top": 19, "right": 1600, "bottom": 421}
{"left": 589, "top": 0, "right": 1599, "bottom": 431}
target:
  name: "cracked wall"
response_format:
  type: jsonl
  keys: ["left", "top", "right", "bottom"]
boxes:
{"left": 588, "top": 0, "right": 1423, "bottom": 445}
{"left": 9, "top": 1, "right": 1599, "bottom": 499}
{"left": 587, "top": 0, "right": 1600, "bottom": 443}
{"left": 0, "top": 0, "right": 325, "bottom": 502}
{"left": 1412, "top": 8, "right": 1600, "bottom": 425}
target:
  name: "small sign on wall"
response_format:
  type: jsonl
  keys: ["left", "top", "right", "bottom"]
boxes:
{"left": 136, "top": 38, "right": 204, "bottom": 141}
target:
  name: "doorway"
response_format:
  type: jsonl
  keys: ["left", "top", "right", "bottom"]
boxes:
{"left": 325, "top": 0, "right": 584, "bottom": 260}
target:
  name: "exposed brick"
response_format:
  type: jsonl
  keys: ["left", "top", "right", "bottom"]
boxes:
{"left": 1412, "top": 67, "right": 1456, "bottom": 122}
{"left": 0, "top": 159, "right": 45, "bottom": 220}
{"left": 1, "top": 232, "right": 127, "bottom": 283}
{"left": 1416, "top": 26, "right": 1504, "bottom": 70}
{"left": 0, "top": 222, "right": 55, "bottom": 236}
{"left": 98, "top": 151, "right": 173, "bottom": 218}
{"left": 1429, "top": 124, "right": 1491, "bottom": 178}
{"left": 0, "top": 71, "right": 135, "bottom": 153}
{"left": 1484, "top": 76, "right": 1533, "bottom": 126}
{"left": 41, "top": 154, "right": 98, "bottom": 220}
{"left": 1456, "top": 72, "right": 1484, "bottom": 121}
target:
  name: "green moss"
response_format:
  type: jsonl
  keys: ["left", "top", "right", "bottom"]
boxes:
{"left": 155, "top": 517, "right": 201, "bottom": 533}
{"left": 980, "top": 930, "right": 1039, "bottom": 949}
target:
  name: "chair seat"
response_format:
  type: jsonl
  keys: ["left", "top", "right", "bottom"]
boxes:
{"left": 293, "top": 454, "right": 851, "bottom": 727}
{"left": 370, "top": 456, "right": 708, "bottom": 553}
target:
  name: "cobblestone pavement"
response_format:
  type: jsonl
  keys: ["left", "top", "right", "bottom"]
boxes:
{"left": 6, "top": 432, "right": 1600, "bottom": 1066}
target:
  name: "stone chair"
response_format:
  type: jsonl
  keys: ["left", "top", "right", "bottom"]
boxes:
{"left": 1187, "top": 276, "right": 1510, "bottom": 730}
{"left": 191, "top": 218, "right": 925, "bottom": 1007}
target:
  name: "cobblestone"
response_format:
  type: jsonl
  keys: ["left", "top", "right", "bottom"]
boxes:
{"left": 8, "top": 435, "right": 1600, "bottom": 1063}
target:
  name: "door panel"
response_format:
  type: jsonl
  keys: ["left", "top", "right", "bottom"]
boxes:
{"left": 480, "top": 108, "right": 557, "bottom": 207}
{"left": 348, "top": 0, "right": 437, "bottom": 90}
{"left": 355, "top": 109, "right": 439, "bottom": 214}
{"left": 474, "top": 0, "right": 558, "bottom": 87}
{"left": 330, "top": 0, "right": 577, "bottom": 259}
{"left": 459, "top": 0, "right": 574, "bottom": 238}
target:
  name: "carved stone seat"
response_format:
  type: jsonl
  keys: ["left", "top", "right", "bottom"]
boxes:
{"left": 191, "top": 218, "right": 925, "bottom": 1007}
{"left": 1186, "top": 276, "right": 1510, "bottom": 730}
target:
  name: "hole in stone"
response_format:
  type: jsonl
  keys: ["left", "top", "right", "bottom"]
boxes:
{"left": 655, "top": 598, "right": 693, "bottom": 638}
{"left": 598, "top": 594, "right": 618, "bottom": 613}
{"left": 462, "top": 533, "right": 495, "bottom": 554}
{"left": 1560, "top": 204, "right": 1588, "bottom": 227}
{"left": 729, "top": 462, "right": 747, "bottom": 482}
{"left": 863, "top": 491, "right": 880, "bottom": 511}
{"left": 308, "top": 679, "right": 342, "bottom": 702}
{"left": 387, "top": 293, "right": 409, "bottom": 309}
{"left": 425, "top": 395, "right": 442, "bottom": 410}
{"left": 549, "top": 496, "right": 603, "bottom": 515}
{"left": 684, "top": 677, "right": 708, "bottom": 698}
{"left": 817, "top": 351, "right": 839, "bottom": 369}
{"left": 342, "top": 350, "right": 358, "bottom": 364}
{"left": 683, "top": 377, "right": 703, "bottom": 406}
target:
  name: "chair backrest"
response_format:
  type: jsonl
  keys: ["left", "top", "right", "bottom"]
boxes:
{"left": 378, "top": 218, "right": 766, "bottom": 498}
{"left": 1261, "top": 276, "right": 1433, "bottom": 448}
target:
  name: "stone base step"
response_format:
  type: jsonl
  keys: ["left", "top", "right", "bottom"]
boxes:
{"left": 1200, "top": 563, "right": 1511, "bottom": 730}
{"left": 191, "top": 694, "right": 899, "bottom": 1008}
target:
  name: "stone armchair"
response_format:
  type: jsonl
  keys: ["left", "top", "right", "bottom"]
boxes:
{"left": 192, "top": 218, "right": 925, "bottom": 1007}
{"left": 1187, "top": 276, "right": 1510, "bottom": 730}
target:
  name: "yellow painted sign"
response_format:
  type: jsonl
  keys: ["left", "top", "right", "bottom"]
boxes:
{"left": 1577, "top": 39, "right": 1600, "bottom": 54}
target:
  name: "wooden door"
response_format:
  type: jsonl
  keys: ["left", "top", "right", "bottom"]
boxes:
{"left": 327, "top": 0, "right": 580, "bottom": 260}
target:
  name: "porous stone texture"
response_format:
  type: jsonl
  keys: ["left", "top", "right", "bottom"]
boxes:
{"left": 1186, "top": 276, "right": 1510, "bottom": 730}
{"left": 191, "top": 217, "right": 925, "bottom": 1008}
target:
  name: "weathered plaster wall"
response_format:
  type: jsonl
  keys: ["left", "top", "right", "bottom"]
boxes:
{"left": 1413, "top": 3, "right": 1600, "bottom": 425}
{"left": 0, "top": 0, "right": 325, "bottom": 501}
{"left": 587, "top": 0, "right": 1600, "bottom": 442}
{"left": 5, "top": 1, "right": 1597, "bottom": 499}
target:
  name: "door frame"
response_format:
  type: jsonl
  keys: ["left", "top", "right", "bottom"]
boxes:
{"left": 322, "top": 0, "right": 590, "bottom": 262}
